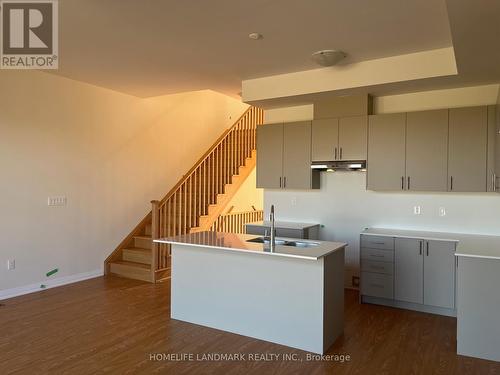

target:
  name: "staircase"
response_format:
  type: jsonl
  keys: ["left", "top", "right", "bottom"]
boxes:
{"left": 104, "top": 106, "right": 263, "bottom": 283}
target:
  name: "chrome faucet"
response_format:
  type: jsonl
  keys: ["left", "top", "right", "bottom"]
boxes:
{"left": 269, "top": 204, "right": 276, "bottom": 252}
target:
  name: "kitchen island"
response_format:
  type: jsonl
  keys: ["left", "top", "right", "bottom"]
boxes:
{"left": 155, "top": 231, "right": 346, "bottom": 354}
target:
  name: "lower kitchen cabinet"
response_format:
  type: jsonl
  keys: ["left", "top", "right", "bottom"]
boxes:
{"left": 423, "top": 240, "right": 456, "bottom": 309}
{"left": 395, "top": 238, "right": 424, "bottom": 304}
{"left": 360, "top": 233, "right": 457, "bottom": 316}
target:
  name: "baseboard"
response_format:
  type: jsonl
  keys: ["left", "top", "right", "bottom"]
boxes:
{"left": 361, "top": 295, "right": 457, "bottom": 317}
{"left": 0, "top": 269, "right": 103, "bottom": 301}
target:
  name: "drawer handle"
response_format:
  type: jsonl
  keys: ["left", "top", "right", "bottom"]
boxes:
{"left": 370, "top": 265, "right": 385, "bottom": 270}
{"left": 371, "top": 242, "right": 386, "bottom": 245}
{"left": 369, "top": 283, "right": 384, "bottom": 288}
{"left": 369, "top": 254, "right": 385, "bottom": 258}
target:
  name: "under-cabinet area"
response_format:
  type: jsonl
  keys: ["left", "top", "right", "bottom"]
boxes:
{"left": 257, "top": 105, "right": 498, "bottom": 193}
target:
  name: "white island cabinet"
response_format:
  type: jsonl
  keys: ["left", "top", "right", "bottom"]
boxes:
{"left": 155, "top": 232, "right": 346, "bottom": 354}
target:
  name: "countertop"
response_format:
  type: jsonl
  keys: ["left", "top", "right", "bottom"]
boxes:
{"left": 362, "top": 228, "right": 500, "bottom": 260}
{"left": 154, "top": 231, "right": 346, "bottom": 260}
{"left": 245, "top": 221, "right": 320, "bottom": 230}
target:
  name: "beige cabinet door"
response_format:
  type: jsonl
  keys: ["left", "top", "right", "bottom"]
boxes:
{"left": 311, "top": 118, "right": 338, "bottom": 161}
{"left": 448, "top": 106, "right": 488, "bottom": 192}
{"left": 367, "top": 113, "right": 406, "bottom": 191}
{"left": 283, "top": 121, "right": 312, "bottom": 189}
{"left": 256, "top": 123, "right": 283, "bottom": 189}
{"left": 406, "top": 110, "right": 448, "bottom": 191}
{"left": 338, "top": 115, "right": 368, "bottom": 160}
{"left": 395, "top": 238, "right": 424, "bottom": 304}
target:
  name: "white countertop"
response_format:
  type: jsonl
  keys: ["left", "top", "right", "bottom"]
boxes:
{"left": 362, "top": 228, "right": 500, "bottom": 260}
{"left": 245, "top": 221, "right": 320, "bottom": 230}
{"left": 154, "top": 231, "right": 346, "bottom": 260}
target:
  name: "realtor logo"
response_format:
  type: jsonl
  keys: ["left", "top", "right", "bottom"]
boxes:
{"left": 1, "top": 0, "right": 58, "bottom": 69}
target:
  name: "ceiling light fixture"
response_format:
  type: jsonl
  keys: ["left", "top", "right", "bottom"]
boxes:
{"left": 248, "top": 32, "right": 263, "bottom": 40}
{"left": 311, "top": 49, "right": 346, "bottom": 67}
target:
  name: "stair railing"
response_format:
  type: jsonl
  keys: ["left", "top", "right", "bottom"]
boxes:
{"left": 210, "top": 209, "right": 264, "bottom": 234}
{"left": 150, "top": 106, "right": 263, "bottom": 279}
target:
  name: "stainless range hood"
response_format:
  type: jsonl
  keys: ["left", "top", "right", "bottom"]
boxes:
{"left": 311, "top": 160, "right": 366, "bottom": 172}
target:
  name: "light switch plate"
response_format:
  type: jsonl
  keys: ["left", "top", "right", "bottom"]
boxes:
{"left": 7, "top": 259, "right": 15, "bottom": 270}
{"left": 291, "top": 197, "right": 297, "bottom": 206}
{"left": 48, "top": 196, "right": 67, "bottom": 206}
{"left": 439, "top": 207, "right": 446, "bottom": 217}
{"left": 413, "top": 206, "right": 421, "bottom": 215}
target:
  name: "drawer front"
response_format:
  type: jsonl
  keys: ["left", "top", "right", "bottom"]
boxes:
{"left": 361, "top": 272, "right": 394, "bottom": 299}
{"left": 361, "top": 247, "right": 394, "bottom": 263}
{"left": 361, "top": 259, "right": 393, "bottom": 275}
{"left": 276, "top": 228, "right": 304, "bottom": 239}
{"left": 361, "top": 235, "right": 394, "bottom": 250}
{"left": 245, "top": 225, "right": 267, "bottom": 236}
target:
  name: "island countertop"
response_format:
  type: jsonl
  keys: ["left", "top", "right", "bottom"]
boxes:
{"left": 154, "top": 231, "right": 346, "bottom": 260}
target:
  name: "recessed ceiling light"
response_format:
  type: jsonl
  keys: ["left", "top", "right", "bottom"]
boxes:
{"left": 311, "top": 50, "right": 346, "bottom": 67}
{"left": 248, "top": 32, "right": 263, "bottom": 40}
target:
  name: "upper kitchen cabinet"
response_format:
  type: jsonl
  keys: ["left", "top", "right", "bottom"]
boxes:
{"left": 406, "top": 110, "right": 448, "bottom": 191}
{"left": 256, "top": 122, "right": 283, "bottom": 189}
{"left": 256, "top": 121, "right": 319, "bottom": 190}
{"left": 367, "top": 113, "right": 406, "bottom": 191}
{"left": 339, "top": 116, "right": 368, "bottom": 160}
{"left": 312, "top": 116, "right": 367, "bottom": 161}
{"left": 283, "top": 121, "right": 317, "bottom": 189}
{"left": 312, "top": 118, "right": 338, "bottom": 161}
{"left": 487, "top": 105, "right": 498, "bottom": 192}
{"left": 448, "top": 106, "right": 488, "bottom": 192}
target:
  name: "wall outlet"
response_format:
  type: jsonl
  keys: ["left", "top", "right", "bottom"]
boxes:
{"left": 439, "top": 207, "right": 446, "bottom": 217}
{"left": 7, "top": 259, "right": 15, "bottom": 270}
{"left": 48, "top": 196, "right": 67, "bottom": 206}
{"left": 352, "top": 276, "right": 360, "bottom": 288}
{"left": 413, "top": 206, "right": 421, "bottom": 215}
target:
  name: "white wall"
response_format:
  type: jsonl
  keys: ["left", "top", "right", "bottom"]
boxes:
{"left": 226, "top": 169, "right": 263, "bottom": 213}
{"left": 0, "top": 71, "right": 248, "bottom": 294}
{"left": 263, "top": 85, "right": 500, "bottom": 288}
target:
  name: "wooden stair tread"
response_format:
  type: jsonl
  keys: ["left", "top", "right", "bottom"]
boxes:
{"left": 134, "top": 235, "right": 152, "bottom": 240}
{"left": 123, "top": 247, "right": 151, "bottom": 254}
{"left": 111, "top": 260, "right": 150, "bottom": 269}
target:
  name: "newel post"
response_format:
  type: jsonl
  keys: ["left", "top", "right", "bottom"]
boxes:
{"left": 151, "top": 200, "right": 160, "bottom": 283}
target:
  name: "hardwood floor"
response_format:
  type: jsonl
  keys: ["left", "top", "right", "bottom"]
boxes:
{"left": 1, "top": 276, "right": 499, "bottom": 375}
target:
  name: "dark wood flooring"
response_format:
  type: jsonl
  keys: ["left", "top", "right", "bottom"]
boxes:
{"left": 1, "top": 276, "right": 499, "bottom": 375}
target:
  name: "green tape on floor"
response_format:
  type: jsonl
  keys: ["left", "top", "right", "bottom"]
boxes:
{"left": 46, "top": 268, "right": 58, "bottom": 277}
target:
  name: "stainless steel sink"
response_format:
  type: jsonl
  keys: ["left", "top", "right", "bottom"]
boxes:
{"left": 246, "top": 237, "right": 319, "bottom": 248}
{"left": 246, "top": 237, "right": 288, "bottom": 245}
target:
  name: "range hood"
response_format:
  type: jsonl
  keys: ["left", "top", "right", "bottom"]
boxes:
{"left": 311, "top": 160, "right": 366, "bottom": 172}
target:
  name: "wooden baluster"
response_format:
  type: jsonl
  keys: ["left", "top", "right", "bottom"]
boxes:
{"left": 151, "top": 200, "right": 160, "bottom": 283}
{"left": 182, "top": 182, "right": 187, "bottom": 234}
{"left": 194, "top": 169, "right": 197, "bottom": 228}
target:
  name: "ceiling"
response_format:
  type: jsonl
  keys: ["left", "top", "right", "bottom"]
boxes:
{"left": 52, "top": 0, "right": 454, "bottom": 98}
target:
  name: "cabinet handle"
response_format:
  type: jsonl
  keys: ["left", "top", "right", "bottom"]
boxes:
{"left": 371, "top": 242, "right": 385, "bottom": 245}
{"left": 340, "top": 147, "right": 343, "bottom": 160}
{"left": 407, "top": 176, "right": 411, "bottom": 190}
{"left": 370, "top": 265, "right": 385, "bottom": 270}
{"left": 369, "top": 254, "right": 384, "bottom": 258}
{"left": 369, "top": 283, "right": 384, "bottom": 288}
{"left": 426, "top": 242, "right": 429, "bottom": 256}
{"left": 334, "top": 147, "right": 337, "bottom": 160}
{"left": 492, "top": 172, "right": 497, "bottom": 191}
{"left": 279, "top": 177, "right": 282, "bottom": 188}
{"left": 283, "top": 176, "right": 287, "bottom": 188}
{"left": 419, "top": 241, "right": 422, "bottom": 255}
{"left": 401, "top": 176, "right": 405, "bottom": 190}
{"left": 450, "top": 176, "right": 453, "bottom": 191}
